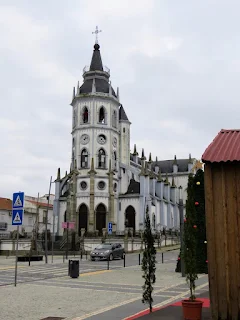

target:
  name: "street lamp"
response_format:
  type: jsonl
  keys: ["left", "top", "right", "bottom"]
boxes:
{"left": 178, "top": 186, "right": 185, "bottom": 277}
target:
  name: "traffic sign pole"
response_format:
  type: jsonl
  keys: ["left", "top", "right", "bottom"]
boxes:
{"left": 14, "top": 226, "right": 19, "bottom": 287}
{"left": 12, "top": 191, "right": 24, "bottom": 287}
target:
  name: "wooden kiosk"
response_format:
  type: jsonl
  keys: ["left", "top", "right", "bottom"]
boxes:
{"left": 202, "top": 129, "right": 240, "bottom": 320}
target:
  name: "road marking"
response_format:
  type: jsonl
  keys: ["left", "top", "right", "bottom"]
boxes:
{"left": 0, "top": 266, "right": 26, "bottom": 271}
{"left": 73, "top": 280, "right": 164, "bottom": 288}
{"left": 80, "top": 270, "right": 112, "bottom": 276}
{"left": 122, "top": 282, "right": 209, "bottom": 320}
{"left": 71, "top": 282, "right": 188, "bottom": 320}
{"left": 45, "top": 278, "right": 164, "bottom": 290}
{"left": 24, "top": 281, "right": 141, "bottom": 295}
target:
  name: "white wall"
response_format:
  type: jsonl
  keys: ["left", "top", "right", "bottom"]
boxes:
{"left": 119, "top": 197, "right": 139, "bottom": 232}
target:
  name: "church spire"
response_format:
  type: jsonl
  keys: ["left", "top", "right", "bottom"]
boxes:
{"left": 133, "top": 144, "right": 138, "bottom": 156}
{"left": 148, "top": 153, "right": 152, "bottom": 163}
{"left": 57, "top": 168, "right": 61, "bottom": 180}
{"left": 90, "top": 43, "right": 103, "bottom": 71}
{"left": 141, "top": 148, "right": 146, "bottom": 160}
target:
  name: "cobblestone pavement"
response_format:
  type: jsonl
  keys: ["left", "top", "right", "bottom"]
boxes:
{"left": 0, "top": 248, "right": 208, "bottom": 320}
{"left": 0, "top": 249, "right": 179, "bottom": 286}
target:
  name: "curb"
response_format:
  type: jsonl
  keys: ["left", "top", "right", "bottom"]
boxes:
{"left": 123, "top": 298, "right": 210, "bottom": 320}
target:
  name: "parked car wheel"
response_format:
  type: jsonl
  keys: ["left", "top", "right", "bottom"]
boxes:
{"left": 109, "top": 254, "right": 113, "bottom": 261}
{"left": 121, "top": 253, "right": 124, "bottom": 259}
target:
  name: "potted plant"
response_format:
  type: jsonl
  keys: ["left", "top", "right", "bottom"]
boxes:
{"left": 182, "top": 174, "right": 203, "bottom": 320}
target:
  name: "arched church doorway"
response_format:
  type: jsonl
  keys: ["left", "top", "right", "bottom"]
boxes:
{"left": 78, "top": 204, "right": 88, "bottom": 236}
{"left": 125, "top": 206, "right": 136, "bottom": 235}
{"left": 96, "top": 203, "right": 106, "bottom": 236}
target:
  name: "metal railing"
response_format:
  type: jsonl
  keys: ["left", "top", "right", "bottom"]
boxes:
{"left": 83, "top": 65, "right": 110, "bottom": 74}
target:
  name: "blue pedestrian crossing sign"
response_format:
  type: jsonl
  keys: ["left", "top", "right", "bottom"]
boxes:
{"left": 12, "top": 192, "right": 24, "bottom": 226}
{"left": 13, "top": 192, "right": 24, "bottom": 209}
{"left": 12, "top": 209, "right": 24, "bottom": 225}
{"left": 108, "top": 222, "right": 113, "bottom": 234}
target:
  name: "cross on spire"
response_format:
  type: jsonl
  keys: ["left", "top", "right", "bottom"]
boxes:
{"left": 92, "top": 26, "right": 102, "bottom": 44}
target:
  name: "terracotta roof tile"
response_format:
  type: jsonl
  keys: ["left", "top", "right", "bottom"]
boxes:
{"left": 0, "top": 198, "right": 12, "bottom": 210}
{"left": 202, "top": 129, "right": 240, "bottom": 163}
{"left": 27, "top": 199, "right": 53, "bottom": 208}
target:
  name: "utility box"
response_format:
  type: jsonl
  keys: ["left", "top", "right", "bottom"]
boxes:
{"left": 69, "top": 260, "right": 79, "bottom": 278}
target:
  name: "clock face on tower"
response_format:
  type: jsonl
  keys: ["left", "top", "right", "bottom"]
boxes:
{"left": 97, "top": 134, "right": 106, "bottom": 145}
{"left": 80, "top": 134, "right": 90, "bottom": 145}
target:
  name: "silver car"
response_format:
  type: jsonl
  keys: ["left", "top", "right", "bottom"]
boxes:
{"left": 90, "top": 243, "right": 125, "bottom": 261}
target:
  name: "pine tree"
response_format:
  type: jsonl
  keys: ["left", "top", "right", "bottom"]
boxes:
{"left": 193, "top": 169, "right": 208, "bottom": 274}
{"left": 183, "top": 174, "right": 198, "bottom": 300}
{"left": 142, "top": 205, "right": 157, "bottom": 312}
{"left": 176, "top": 169, "right": 208, "bottom": 274}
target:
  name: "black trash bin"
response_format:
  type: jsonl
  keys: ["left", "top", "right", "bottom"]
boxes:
{"left": 69, "top": 260, "right": 79, "bottom": 278}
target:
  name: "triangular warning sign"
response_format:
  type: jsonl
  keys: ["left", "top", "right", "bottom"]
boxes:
{"left": 13, "top": 212, "right": 21, "bottom": 223}
{"left": 14, "top": 195, "right": 22, "bottom": 207}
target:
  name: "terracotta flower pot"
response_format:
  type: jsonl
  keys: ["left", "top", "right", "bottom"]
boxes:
{"left": 182, "top": 299, "right": 203, "bottom": 320}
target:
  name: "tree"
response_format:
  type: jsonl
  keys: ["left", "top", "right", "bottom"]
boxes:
{"left": 183, "top": 174, "right": 198, "bottom": 300}
{"left": 175, "top": 250, "right": 182, "bottom": 272}
{"left": 142, "top": 205, "right": 157, "bottom": 312}
{"left": 176, "top": 169, "right": 208, "bottom": 274}
{"left": 193, "top": 169, "right": 208, "bottom": 274}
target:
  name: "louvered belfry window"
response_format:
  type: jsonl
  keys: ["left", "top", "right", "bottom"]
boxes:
{"left": 98, "top": 149, "right": 106, "bottom": 168}
{"left": 81, "top": 149, "right": 88, "bottom": 168}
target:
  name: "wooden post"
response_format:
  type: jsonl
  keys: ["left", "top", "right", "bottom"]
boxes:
{"left": 204, "top": 164, "right": 219, "bottom": 319}
{"left": 205, "top": 162, "right": 240, "bottom": 319}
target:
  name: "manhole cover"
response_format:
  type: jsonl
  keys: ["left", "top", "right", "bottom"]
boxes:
{"left": 40, "top": 317, "right": 65, "bottom": 320}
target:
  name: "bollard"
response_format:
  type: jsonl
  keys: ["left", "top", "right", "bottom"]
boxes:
{"left": 68, "top": 260, "right": 70, "bottom": 275}
{"left": 107, "top": 256, "right": 110, "bottom": 270}
{"left": 162, "top": 252, "right": 164, "bottom": 263}
{"left": 81, "top": 251, "right": 83, "bottom": 260}
{"left": 28, "top": 255, "right": 31, "bottom": 267}
{"left": 123, "top": 254, "right": 126, "bottom": 267}
{"left": 139, "top": 253, "right": 141, "bottom": 265}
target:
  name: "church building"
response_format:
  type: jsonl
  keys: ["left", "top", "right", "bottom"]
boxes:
{"left": 53, "top": 37, "right": 200, "bottom": 239}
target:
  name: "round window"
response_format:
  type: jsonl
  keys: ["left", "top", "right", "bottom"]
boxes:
{"left": 113, "top": 183, "right": 117, "bottom": 192}
{"left": 80, "top": 181, "right": 87, "bottom": 190}
{"left": 98, "top": 181, "right": 106, "bottom": 190}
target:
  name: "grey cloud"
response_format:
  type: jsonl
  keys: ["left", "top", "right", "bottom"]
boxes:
{"left": 1, "top": 0, "right": 240, "bottom": 198}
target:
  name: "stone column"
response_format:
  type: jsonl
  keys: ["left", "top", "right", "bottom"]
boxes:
{"left": 70, "top": 161, "right": 79, "bottom": 247}
{"left": 88, "top": 158, "right": 97, "bottom": 232}
{"left": 107, "top": 160, "right": 115, "bottom": 228}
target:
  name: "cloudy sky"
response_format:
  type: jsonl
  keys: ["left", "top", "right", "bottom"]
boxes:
{"left": 1, "top": 0, "right": 240, "bottom": 199}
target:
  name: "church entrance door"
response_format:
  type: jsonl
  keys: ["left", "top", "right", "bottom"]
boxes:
{"left": 78, "top": 204, "right": 88, "bottom": 236}
{"left": 125, "top": 206, "right": 136, "bottom": 236}
{"left": 96, "top": 204, "right": 106, "bottom": 236}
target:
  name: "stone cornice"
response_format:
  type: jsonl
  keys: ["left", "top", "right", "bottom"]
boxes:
{"left": 71, "top": 125, "right": 119, "bottom": 135}
{"left": 71, "top": 92, "right": 120, "bottom": 106}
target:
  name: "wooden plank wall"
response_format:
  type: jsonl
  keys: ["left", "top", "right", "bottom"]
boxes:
{"left": 204, "top": 162, "right": 240, "bottom": 320}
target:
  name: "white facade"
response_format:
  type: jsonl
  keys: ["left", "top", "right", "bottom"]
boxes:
{"left": 0, "top": 195, "right": 55, "bottom": 238}
{"left": 54, "top": 41, "right": 199, "bottom": 238}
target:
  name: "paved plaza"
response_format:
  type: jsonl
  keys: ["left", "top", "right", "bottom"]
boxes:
{"left": 0, "top": 247, "right": 209, "bottom": 320}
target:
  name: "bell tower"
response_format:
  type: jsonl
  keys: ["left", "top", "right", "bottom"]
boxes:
{"left": 70, "top": 28, "right": 129, "bottom": 234}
